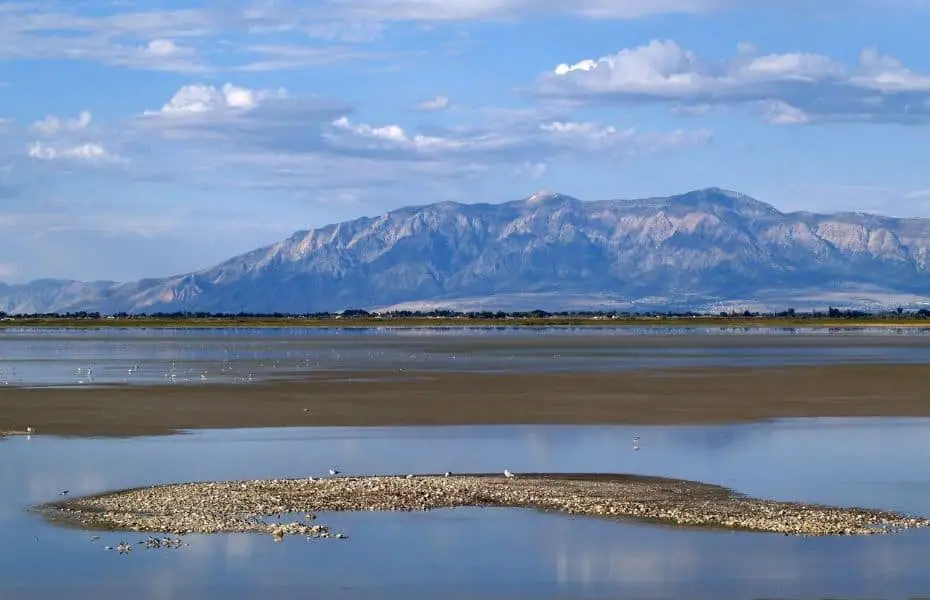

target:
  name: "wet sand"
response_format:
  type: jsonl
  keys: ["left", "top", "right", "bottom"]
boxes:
{"left": 40, "top": 472, "right": 930, "bottom": 537}
{"left": 5, "top": 364, "right": 930, "bottom": 436}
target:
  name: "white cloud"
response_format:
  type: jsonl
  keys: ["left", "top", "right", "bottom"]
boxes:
{"left": 762, "top": 100, "right": 810, "bottom": 125}
{"left": 32, "top": 111, "right": 92, "bottom": 135}
{"left": 852, "top": 48, "right": 930, "bottom": 92}
{"left": 27, "top": 143, "right": 58, "bottom": 161}
{"left": 330, "top": 116, "right": 463, "bottom": 151}
{"left": 539, "top": 40, "right": 930, "bottom": 124}
{"left": 145, "top": 38, "right": 180, "bottom": 57}
{"left": 326, "top": 113, "right": 711, "bottom": 161}
{"left": 120, "top": 83, "right": 711, "bottom": 198}
{"left": 147, "top": 83, "right": 288, "bottom": 116}
{"left": 135, "top": 83, "right": 350, "bottom": 156}
{"left": 27, "top": 141, "right": 120, "bottom": 163}
{"left": 416, "top": 96, "right": 452, "bottom": 111}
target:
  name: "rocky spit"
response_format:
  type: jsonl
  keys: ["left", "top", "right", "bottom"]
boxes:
{"left": 1, "top": 429, "right": 34, "bottom": 437}
{"left": 39, "top": 473, "right": 930, "bottom": 538}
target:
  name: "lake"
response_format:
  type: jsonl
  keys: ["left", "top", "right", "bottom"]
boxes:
{"left": 3, "top": 420, "right": 930, "bottom": 599}
{"left": 5, "top": 326, "right": 930, "bottom": 387}
{"left": 3, "top": 326, "right": 930, "bottom": 599}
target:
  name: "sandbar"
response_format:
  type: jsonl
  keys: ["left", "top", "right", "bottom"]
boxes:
{"left": 39, "top": 473, "right": 930, "bottom": 537}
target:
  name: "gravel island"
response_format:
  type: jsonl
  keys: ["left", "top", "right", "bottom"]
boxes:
{"left": 39, "top": 473, "right": 930, "bottom": 538}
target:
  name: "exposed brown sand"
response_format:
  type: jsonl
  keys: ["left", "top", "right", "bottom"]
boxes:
{"left": 39, "top": 473, "right": 930, "bottom": 537}
{"left": 4, "top": 364, "right": 930, "bottom": 437}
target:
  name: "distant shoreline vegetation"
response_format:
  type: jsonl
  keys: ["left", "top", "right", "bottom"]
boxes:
{"left": 2, "top": 307, "right": 930, "bottom": 328}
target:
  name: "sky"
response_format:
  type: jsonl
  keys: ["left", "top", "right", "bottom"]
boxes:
{"left": 2, "top": 0, "right": 930, "bottom": 283}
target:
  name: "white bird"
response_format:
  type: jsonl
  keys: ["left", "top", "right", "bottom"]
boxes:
{"left": 632, "top": 435, "right": 640, "bottom": 452}
{"left": 405, "top": 474, "right": 414, "bottom": 479}
{"left": 25, "top": 426, "right": 34, "bottom": 433}
{"left": 444, "top": 471, "right": 452, "bottom": 477}
{"left": 504, "top": 469, "right": 515, "bottom": 478}
{"left": 328, "top": 468, "right": 339, "bottom": 476}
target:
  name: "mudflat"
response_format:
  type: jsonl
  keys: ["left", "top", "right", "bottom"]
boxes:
{"left": 4, "top": 363, "right": 930, "bottom": 436}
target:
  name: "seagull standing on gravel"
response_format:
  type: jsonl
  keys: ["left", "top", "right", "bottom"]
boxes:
{"left": 329, "top": 468, "right": 339, "bottom": 476}
{"left": 504, "top": 469, "right": 515, "bottom": 478}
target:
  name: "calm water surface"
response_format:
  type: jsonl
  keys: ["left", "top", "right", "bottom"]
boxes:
{"left": 3, "top": 419, "right": 930, "bottom": 599}
{"left": 4, "top": 326, "right": 930, "bottom": 387}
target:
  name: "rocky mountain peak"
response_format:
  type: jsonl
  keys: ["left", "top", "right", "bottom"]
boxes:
{"left": 4, "top": 188, "right": 930, "bottom": 315}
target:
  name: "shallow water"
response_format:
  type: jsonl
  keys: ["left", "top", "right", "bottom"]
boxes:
{"left": 3, "top": 419, "right": 930, "bottom": 599}
{"left": 5, "top": 326, "right": 930, "bottom": 387}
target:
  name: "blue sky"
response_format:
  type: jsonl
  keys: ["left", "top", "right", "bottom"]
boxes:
{"left": 2, "top": 0, "right": 930, "bottom": 283}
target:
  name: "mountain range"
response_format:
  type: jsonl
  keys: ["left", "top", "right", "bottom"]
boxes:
{"left": 4, "top": 187, "right": 930, "bottom": 315}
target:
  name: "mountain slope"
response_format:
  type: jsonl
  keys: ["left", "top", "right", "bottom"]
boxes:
{"left": 4, "top": 188, "right": 930, "bottom": 314}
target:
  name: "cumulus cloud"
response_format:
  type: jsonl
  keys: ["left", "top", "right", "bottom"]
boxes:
{"left": 140, "top": 83, "right": 349, "bottom": 144}
{"left": 145, "top": 39, "right": 181, "bottom": 57}
{"left": 32, "top": 111, "right": 92, "bottom": 135}
{"left": 538, "top": 40, "right": 930, "bottom": 124}
{"left": 416, "top": 96, "right": 452, "bottom": 111}
{"left": 136, "top": 83, "right": 351, "bottom": 155}
{"left": 762, "top": 100, "right": 810, "bottom": 125}
{"left": 147, "top": 83, "right": 289, "bottom": 116}
{"left": 27, "top": 142, "right": 120, "bottom": 163}
{"left": 330, "top": 116, "right": 457, "bottom": 151}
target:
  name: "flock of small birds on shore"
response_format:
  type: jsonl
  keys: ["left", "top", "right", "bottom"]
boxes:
{"left": 100, "top": 536, "right": 187, "bottom": 555}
